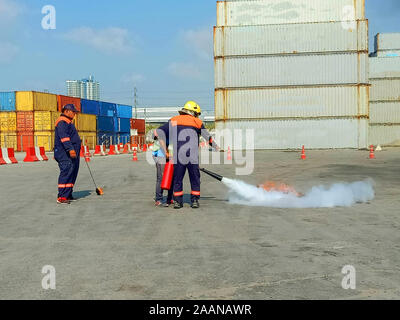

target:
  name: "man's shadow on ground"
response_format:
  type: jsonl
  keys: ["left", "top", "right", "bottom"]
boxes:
{"left": 72, "top": 190, "right": 91, "bottom": 200}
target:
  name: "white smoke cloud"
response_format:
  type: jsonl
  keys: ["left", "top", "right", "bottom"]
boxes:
{"left": 222, "top": 178, "right": 375, "bottom": 208}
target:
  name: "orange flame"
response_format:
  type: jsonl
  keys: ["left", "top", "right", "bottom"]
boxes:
{"left": 258, "top": 181, "right": 302, "bottom": 197}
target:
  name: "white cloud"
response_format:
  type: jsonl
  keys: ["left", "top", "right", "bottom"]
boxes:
{"left": 181, "top": 27, "right": 213, "bottom": 60}
{"left": 167, "top": 62, "right": 203, "bottom": 80}
{"left": 121, "top": 73, "right": 145, "bottom": 85}
{"left": 0, "top": 0, "right": 23, "bottom": 21}
{"left": 64, "top": 27, "right": 133, "bottom": 55}
{"left": 0, "top": 42, "right": 19, "bottom": 63}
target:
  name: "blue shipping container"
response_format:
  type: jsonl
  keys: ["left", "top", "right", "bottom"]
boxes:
{"left": 99, "top": 102, "right": 116, "bottom": 117}
{"left": 115, "top": 117, "right": 131, "bottom": 133}
{"left": 97, "top": 116, "right": 115, "bottom": 132}
{"left": 117, "top": 133, "right": 131, "bottom": 144}
{"left": 116, "top": 104, "right": 132, "bottom": 119}
{"left": 0, "top": 92, "right": 16, "bottom": 111}
{"left": 81, "top": 99, "right": 100, "bottom": 115}
{"left": 98, "top": 132, "right": 117, "bottom": 147}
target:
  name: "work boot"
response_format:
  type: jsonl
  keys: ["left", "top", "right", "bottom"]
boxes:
{"left": 174, "top": 201, "right": 183, "bottom": 209}
{"left": 191, "top": 200, "right": 200, "bottom": 209}
{"left": 57, "top": 197, "right": 70, "bottom": 205}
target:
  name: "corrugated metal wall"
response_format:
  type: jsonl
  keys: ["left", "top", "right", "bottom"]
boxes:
{"left": 214, "top": 0, "right": 369, "bottom": 149}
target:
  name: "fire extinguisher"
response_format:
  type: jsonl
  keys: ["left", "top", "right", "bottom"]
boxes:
{"left": 161, "top": 159, "right": 174, "bottom": 190}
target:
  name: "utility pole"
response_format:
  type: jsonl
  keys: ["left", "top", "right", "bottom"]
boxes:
{"left": 134, "top": 87, "right": 138, "bottom": 119}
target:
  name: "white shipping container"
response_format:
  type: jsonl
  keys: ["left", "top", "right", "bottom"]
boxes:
{"left": 370, "top": 102, "right": 400, "bottom": 124}
{"left": 214, "top": 21, "right": 368, "bottom": 57}
{"left": 215, "top": 53, "right": 368, "bottom": 88}
{"left": 369, "top": 124, "right": 400, "bottom": 146}
{"left": 370, "top": 79, "right": 400, "bottom": 101}
{"left": 375, "top": 50, "right": 400, "bottom": 58}
{"left": 215, "top": 86, "right": 369, "bottom": 120}
{"left": 217, "top": 0, "right": 365, "bottom": 27}
{"left": 369, "top": 57, "right": 400, "bottom": 79}
{"left": 216, "top": 118, "right": 368, "bottom": 149}
{"left": 375, "top": 33, "right": 400, "bottom": 51}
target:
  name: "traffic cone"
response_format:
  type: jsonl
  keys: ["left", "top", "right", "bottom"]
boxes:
{"left": 142, "top": 144, "right": 148, "bottom": 152}
{"left": 300, "top": 145, "right": 306, "bottom": 160}
{"left": 132, "top": 149, "right": 138, "bottom": 162}
{"left": 122, "top": 144, "right": 129, "bottom": 154}
{"left": 369, "top": 145, "right": 375, "bottom": 159}
{"left": 227, "top": 147, "right": 232, "bottom": 161}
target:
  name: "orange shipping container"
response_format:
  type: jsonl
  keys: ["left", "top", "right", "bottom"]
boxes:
{"left": 130, "top": 119, "right": 145, "bottom": 134}
{"left": 17, "top": 111, "right": 34, "bottom": 132}
{"left": 57, "top": 95, "right": 81, "bottom": 112}
{"left": 17, "top": 132, "right": 34, "bottom": 152}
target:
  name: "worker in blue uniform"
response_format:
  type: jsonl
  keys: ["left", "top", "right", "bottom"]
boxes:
{"left": 156, "top": 101, "right": 220, "bottom": 209}
{"left": 54, "top": 104, "right": 81, "bottom": 204}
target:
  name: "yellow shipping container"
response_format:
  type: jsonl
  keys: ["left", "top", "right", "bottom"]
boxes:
{"left": 34, "top": 131, "right": 54, "bottom": 152}
{"left": 34, "top": 111, "right": 59, "bottom": 131}
{"left": 0, "top": 132, "right": 17, "bottom": 150}
{"left": 16, "top": 91, "right": 58, "bottom": 112}
{"left": 0, "top": 112, "right": 17, "bottom": 132}
{"left": 75, "top": 114, "right": 96, "bottom": 132}
{"left": 79, "top": 132, "right": 97, "bottom": 150}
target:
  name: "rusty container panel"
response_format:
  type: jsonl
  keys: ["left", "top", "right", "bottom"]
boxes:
{"left": 216, "top": 0, "right": 365, "bottom": 27}
{"left": 215, "top": 86, "right": 369, "bottom": 120}
{"left": 216, "top": 118, "right": 368, "bottom": 150}
{"left": 0, "top": 112, "right": 17, "bottom": 132}
{"left": 17, "top": 132, "right": 34, "bottom": 152}
{"left": 370, "top": 79, "right": 400, "bottom": 102}
{"left": 57, "top": 95, "right": 81, "bottom": 112}
{"left": 16, "top": 111, "right": 34, "bottom": 132}
{"left": 370, "top": 102, "right": 400, "bottom": 124}
{"left": 370, "top": 57, "right": 400, "bottom": 79}
{"left": 369, "top": 125, "right": 400, "bottom": 146}
{"left": 214, "top": 21, "right": 368, "bottom": 57}
{"left": 215, "top": 53, "right": 369, "bottom": 88}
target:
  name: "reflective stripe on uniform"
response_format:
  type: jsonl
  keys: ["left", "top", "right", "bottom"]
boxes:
{"left": 61, "top": 137, "right": 71, "bottom": 143}
{"left": 58, "top": 184, "right": 74, "bottom": 188}
{"left": 191, "top": 191, "right": 201, "bottom": 196}
{"left": 174, "top": 191, "right": 184, "bottom": 197}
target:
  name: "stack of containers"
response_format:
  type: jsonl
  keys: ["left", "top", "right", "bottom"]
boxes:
{"left": 372, "top": 33, "right": 400, "bottom": 57}
{"left": 16, "top": 91, "right": 58, "bottom": 151}
{"left": 369, "top": 46, "right": 400, "bottom": 145}
{"left": 214, "top": 0, "right": 369, "bottom": 149}
{"left": 0, "top": 92, "right": 17, "bottom": 149}
{"left": 98, "top": 101, "right": 117, "bottom": 146}
{"left": 116, "top": 104, "right": 133, "bottom": 144}
{"left": 80, "top": 99, "right": 100, "bottom": 149}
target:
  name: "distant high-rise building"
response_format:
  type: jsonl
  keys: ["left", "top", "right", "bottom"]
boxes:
{"left": 66, "top": 75, "right": 100, "bottom": 100}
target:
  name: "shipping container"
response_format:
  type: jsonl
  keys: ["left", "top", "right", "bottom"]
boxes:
{"left": 370, "top": 57, "right": 400, "bottom": 79}
{"left": 131, "top": 119, "right": 146, "bottom": 134}
{"left": 216, "top": 0, "right": 365, "bottom": 27}
{"left": 97, "top": 116, "right": 115, "bottom": 132}
{"left": 0, "top": 132, "right": 17, "bottom": 150}
{"left": 215, "top": 118, "right": 368, "bottom": 149}
{"left": 75, "top": 113, "right": 96, "bottom": 132}
{"left": 17, "top": 131, "right": 34, "bottom": 152}
{"left": 57, "top": 95, "right": 81, "bottom": 112}
{"left": 79, "top": 132, "right": 97, "bottom": 150}
{"left": 214, "top": 21, "right": 368, "bottom": 57}
{"left": 99, "top": 102, "right": 117, "bottom": 117}
{"left": 117, "top": 133, "right": 131, "bottom": 144}
{"left": 370, "top": 79, "right": 400, "bottom": 101}
{"left": 34, "top": 131, "right": 54, "bottom": 151}
{"left": 0, "top": 112, "right": 17, "bottom": 132}
{"left": 375, "top": 33, "right": 400, "bottom": 52}
{"left": 116, "top": 117, "right": 131, "bottom": 133}
{"left": 0, "top": 92, "right": 16, "bottom": 111}
{"left": 116, "top": 104, "right": 133, "bottom": 119}
{"left": 369, "top": 124, "right": 400, "bottom": 146}
{"left": 376, "top": 50, "right": 400, "bottom": 58}
{"left": 370, "top": 102, "right": 400, "bottom": 124}
{"left": 16, "top": 91, "right": 57, "bottom": 112}
{"left": 16, "top": 111, "right": 34, "bottom": 132}
{"left": 34, "top": 111, "right": 58, "bottom": 131}
{"left": 97, "top": 132, "right": 117, "bottom": 147}
{"left": 81, "top": 99, "right": 100, "bottom": 115}
{"left": 215, "top": 53, "right": 369, "bottom": 88}
{"left": 215, "top": 86, "right": 369, "bottom": 120}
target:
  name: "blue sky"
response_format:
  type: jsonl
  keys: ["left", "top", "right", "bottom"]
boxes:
{"left": 0, "top": 0, "right": 399, "bottom": 111}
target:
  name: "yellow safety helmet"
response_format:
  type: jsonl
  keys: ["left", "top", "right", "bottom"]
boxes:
{"left": 181, "top": 101, "right": 202, "bottom": 116}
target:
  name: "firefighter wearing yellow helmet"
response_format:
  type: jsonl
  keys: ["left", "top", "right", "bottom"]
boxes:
{"left": 156, "top": 101, "right": 220, "bottom": 209}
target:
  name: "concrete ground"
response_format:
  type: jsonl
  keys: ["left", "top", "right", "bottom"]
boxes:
{"left": 0, "top": 149, "right": 400, "bottom": 300}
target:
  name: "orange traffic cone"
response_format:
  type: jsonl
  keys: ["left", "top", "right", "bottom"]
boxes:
{"left": 142, "top": 144, "right": 147, "bottom": 152}
{"left": 300, "top": 145, "right": 306, "bottom": 160}
{"left": 132, "top": 149, "right": 138, "bottom": 162}
{"left": 369, "top": 145, "right": 375, "bottom": 159}
{"left": 227, "top": 147, "right": 232, "bottom": 161}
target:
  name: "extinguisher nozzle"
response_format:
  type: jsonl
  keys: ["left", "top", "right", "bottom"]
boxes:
{"left": 200, "top": 168, "right": 223, "bottom": 182}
